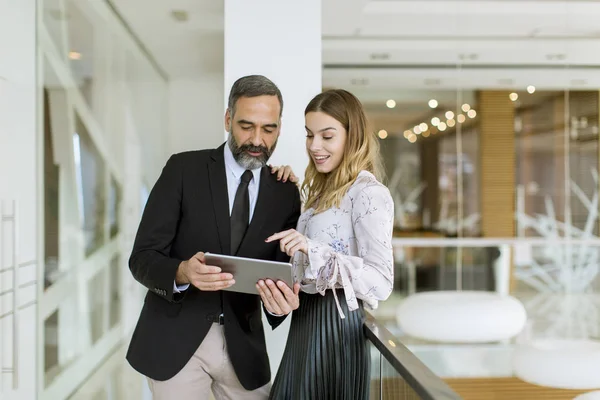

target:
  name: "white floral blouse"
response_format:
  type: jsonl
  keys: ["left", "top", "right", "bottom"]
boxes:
{"left": 293, "top": 171, "right": 395, "bottom": 318}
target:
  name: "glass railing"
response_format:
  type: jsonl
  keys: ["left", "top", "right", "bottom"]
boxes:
{"left": 365, "top": 312, "right": 463, "bottom": 400}
{"left": 371, "top": 237, "right": 600, "bottom": 399}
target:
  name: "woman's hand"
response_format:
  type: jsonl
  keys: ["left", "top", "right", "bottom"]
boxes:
{"left": 269, "top": 164, "right": 299, "bottom": 183}
{"left": 266, "top": 229, "right": 308, "bottom": 256}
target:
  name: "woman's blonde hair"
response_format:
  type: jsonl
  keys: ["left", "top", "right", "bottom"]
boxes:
{"left": 302, "top": 89, "right": 383, "bottom": 213}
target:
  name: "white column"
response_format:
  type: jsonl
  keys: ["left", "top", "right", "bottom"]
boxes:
{"left": 224, "top": 0, "right": 321, "bottom": 184}
{"left": 224, "top": 0, "right": 322, "bottom": 376}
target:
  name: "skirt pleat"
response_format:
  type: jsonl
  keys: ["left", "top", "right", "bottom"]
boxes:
{"left": 269, "top": 290, "right": 370, "bottom": 400}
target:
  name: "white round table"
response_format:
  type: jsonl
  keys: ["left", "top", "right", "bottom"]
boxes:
{"left": 513, "top": 339, "right": 600, "bottom": 390}
{"left": 396, "top": 291, "right": 527, "bottom": 343}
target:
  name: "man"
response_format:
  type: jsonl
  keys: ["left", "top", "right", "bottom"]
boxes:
{"left": 126, "top": 75, "right": 301, "bottom": 399}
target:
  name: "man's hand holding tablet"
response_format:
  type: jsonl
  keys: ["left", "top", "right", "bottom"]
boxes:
{"left": 256, "top": 279, "right": 301, "bottom": 316}
{"left": 176, "top": 252, "right": 236, "bottom": 291}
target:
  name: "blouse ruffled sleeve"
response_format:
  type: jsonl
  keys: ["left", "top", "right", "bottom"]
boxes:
{"left": 307, "top": 182, "right": 394, "bottom": 318}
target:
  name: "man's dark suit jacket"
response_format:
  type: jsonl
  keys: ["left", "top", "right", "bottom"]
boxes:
{"left": 126, "top": 143, "right": 301, "bottom": 390}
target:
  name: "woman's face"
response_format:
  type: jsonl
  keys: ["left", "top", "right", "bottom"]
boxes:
{"left": 305, "top": 111, "right": 347, "bottom": 174}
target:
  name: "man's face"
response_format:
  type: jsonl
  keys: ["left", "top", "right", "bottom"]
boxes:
{"left": 225, "top": 95, "right": 281, "bottom": 170}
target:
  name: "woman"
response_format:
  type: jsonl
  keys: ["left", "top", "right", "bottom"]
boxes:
{"left": 261, "top": 89, "right": 394, "bottom": 399}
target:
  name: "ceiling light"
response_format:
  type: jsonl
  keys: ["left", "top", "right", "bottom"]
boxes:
{"left": 69, "top": 51, "right": 82, "bottom": 60}
{"left": 350, "top": 78, "right": 369, "bottom": 86}
{"left": 428, "top": 99, "right": 438, "bottom": 109}
{"left": 378, "top": 129, "right": 388, "bottom": 139}
{"left": 370, "top": 52, "right": 390, "bottom": 60}
{"left": 527, "top": 85, "right": 536, "bottom": 94}
{"left": 457, "top": 114, "right": 466, "bottom": 123}
{"left": 431, "top": 117, "right": 440, "bottom": 126}
{"left": 386, "top": 99, "right": 396, "bottom": 108}
{"left": 438, "top": 122, "right": 447, "bottom": 131}
{"left": 419, "top": 122, "right": 428, "bottom": 131}
{"left": 461, "top": 104, "right": 471, "bottom": 112}
{"left": 413, "top": 125, "right": 421, "bottom": 134}
{"left": 445, "top": 111, "right": 455, "bottom": 120}
{"left": 571, "top": 79, "right": 587, "bottom": 85}
{"left": 171, "top": 10, "right": 189, "bottom": 22}
{"left": 408, "top": 134, "right": 417, "bottom": 143}
{"left": 447, "top": 119, "right": 456, "bottom": 127}
{"left": 424, "top": 79, "right": 441, "bottom": 86}
{"left": 403, "top": 130, "right": 411, "bottom": 138}
{"left": 422, "top": 130, "right": 430, "bottom": 138}
{"left": 467, "top": 109, "right": 477, "bottom": 118}
{"left": 510, "top": 92, "right": 519, "bottom": 101}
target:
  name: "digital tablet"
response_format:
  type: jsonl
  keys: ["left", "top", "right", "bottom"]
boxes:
{"left": 203, "top": 253, "right": 294, "bottom": 295}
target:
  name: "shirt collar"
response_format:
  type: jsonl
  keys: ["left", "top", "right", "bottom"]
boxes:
{"left": 223, "top": 143, "right": 262, "bottom": 183}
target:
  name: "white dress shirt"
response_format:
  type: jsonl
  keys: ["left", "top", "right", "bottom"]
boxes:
{"left": 174, "top": 144, "right": 262, "bottom": 293}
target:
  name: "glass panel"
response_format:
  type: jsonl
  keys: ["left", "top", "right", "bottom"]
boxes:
{"left": 515, "top": 91, "right": 570, "bottom": 238}
{"left": 109, "top": 255, "right": 121, "bottom": 329}
{"left": 108, "top": 176, "right": 121, "bottom": 238}
{"left": 74, "top": 113, "right": 106, "bottom": 256}
{"left": 568, "top": 91, "right": 599, "bottom": 237}
{"left": 44, "top": 310, "right": 59, "bottom": 382}
{"left": 369, "top": 341, "right": 381, "bottom": 399}
{"left": 43, "top": 87, "right": 61, "bottom": 290}
{"left": 88, "top": 269, "right": 106, "bottom": 345}
{"left": 381, "top": 356, "right": 421, "bottom": 400}
{"left": 369, "top": 89, "right": 471, "bottom": 234}
{"left": 44, "top": 295, "right": 81, "bottom": 387}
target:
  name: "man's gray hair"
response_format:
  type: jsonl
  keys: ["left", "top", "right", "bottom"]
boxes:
{"left": 227, "top": 75, "right": 283, "bottom": 117}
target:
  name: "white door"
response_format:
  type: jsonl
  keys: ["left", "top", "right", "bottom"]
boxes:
{"left": 0, "top": 0, "right": 39, "bottom": 398}
{"left": 0, "top": 201, "right": 38, "bottom": 400}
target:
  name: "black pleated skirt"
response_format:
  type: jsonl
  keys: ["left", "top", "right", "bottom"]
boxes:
{"left": 269, "top": 289, "right": 370, "bottom": 400}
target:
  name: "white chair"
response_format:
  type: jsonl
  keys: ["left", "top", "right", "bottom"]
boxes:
{"left": 396, "top": 290, "right": 527, "bottom": 343}
{"left": 513, "top": 339, "right": 600, "bottom": 390}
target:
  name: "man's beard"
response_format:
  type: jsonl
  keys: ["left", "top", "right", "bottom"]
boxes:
{"left": 227, "top": 131, "right": 277, "bottom": 170}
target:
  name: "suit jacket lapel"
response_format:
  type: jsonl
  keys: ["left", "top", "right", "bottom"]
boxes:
{"left": 208, "top": 144, "right": 231, "bottom": 255}
{"left": 237, "top": 167, "right": 274, "bottom": 255}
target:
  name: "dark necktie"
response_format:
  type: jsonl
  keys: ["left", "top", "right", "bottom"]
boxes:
{"left": 230, "top": 170, "right": 253, "bottom": 255}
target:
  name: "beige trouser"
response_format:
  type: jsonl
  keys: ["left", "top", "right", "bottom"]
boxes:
{"left": 147, "top": 323, "right": 270, "bottom": 400}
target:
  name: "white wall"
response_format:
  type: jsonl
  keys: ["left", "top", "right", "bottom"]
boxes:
{"left": 168, "top": 73, "right": 226, "bottom": 155}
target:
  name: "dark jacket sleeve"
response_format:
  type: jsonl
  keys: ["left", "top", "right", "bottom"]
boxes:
{"left": 129, "top": 154, "right": 184, "bottom": 302}
{"left": 265, "top": 184, "right": 302, "bottom": 329}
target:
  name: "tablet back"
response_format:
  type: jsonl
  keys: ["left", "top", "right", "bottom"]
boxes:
{"left": 204, "top": 253, "right": 294, "bottom": 295}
